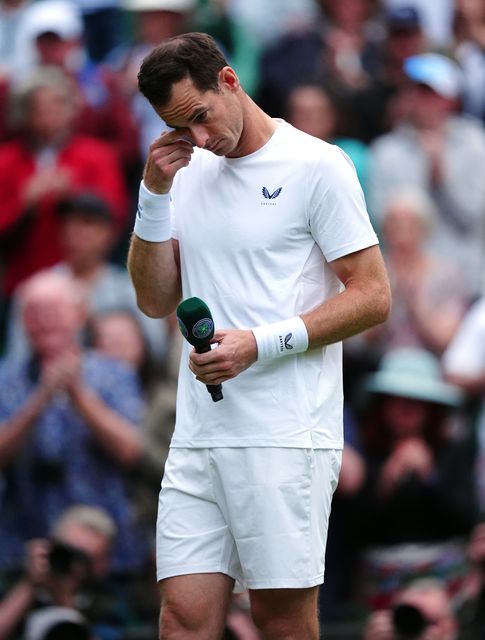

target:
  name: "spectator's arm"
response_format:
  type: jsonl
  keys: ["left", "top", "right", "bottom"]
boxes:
{"left": 0, "top": 539, "right": 49, "bottom": 640}
{"left": 70, "top": 383, "right": 143, "bottom": 467}
{"left": 0, "top": 388, "right": 51, "bottom": 469}
{"left": 0, "top": 582, "right": 35, "bottom": 640}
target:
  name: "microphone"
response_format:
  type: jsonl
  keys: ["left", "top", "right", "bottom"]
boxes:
{"left": 176, "top": 297, "right": 223, "bottom": 402}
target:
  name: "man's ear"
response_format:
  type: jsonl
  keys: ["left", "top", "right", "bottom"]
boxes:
{"left": 219, "top": 66, "right": 239, "bottom": 91}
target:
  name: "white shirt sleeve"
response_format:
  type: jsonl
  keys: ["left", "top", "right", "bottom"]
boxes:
{"left": 307, "top": 146, "right": 378, "bottom": 262}
{"left": 442, "top": 299, "right": 485, "bottom": 376}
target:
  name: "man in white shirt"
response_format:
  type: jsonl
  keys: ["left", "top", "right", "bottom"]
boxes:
{"left": 128, "top": 32, "right": 390, "bottom": 640}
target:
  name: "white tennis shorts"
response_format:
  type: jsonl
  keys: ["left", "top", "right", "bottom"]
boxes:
{"left": 156, "top": 447, "right": 342, "bottom": 590}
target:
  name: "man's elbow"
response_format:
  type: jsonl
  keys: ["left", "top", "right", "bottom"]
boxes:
{"left": 372, "top": 282, "right": 391, "bottom": 325}
{"left": 135, "top": 293, "right": 176, "bottom": 319}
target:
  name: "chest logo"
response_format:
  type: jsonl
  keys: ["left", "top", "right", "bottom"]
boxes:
{"left": 262, "top": 186, "right": 283, "bottom": 200}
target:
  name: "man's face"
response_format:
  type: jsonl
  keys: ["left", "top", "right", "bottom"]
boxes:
{"left": 22, "top": 288, "right": 82, "bottom": 358}
{"left": 155, "top": 71, "right": 244, "bottom": 158}
{"left": 59, "top": 215, "right": 114, "bottom": 269}
{"left": 27, "top": 85, "right": 76, "bottom": 145}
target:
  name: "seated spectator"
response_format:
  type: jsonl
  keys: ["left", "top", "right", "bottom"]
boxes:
{"left": 367, "top": 52, "right": 485, "bottom": 296}
{"left": 5, "top": 192, "right": 169, "bottom": 364}
{"left": 0, "top": 504, "right": 116, "bottom": 640}
{"left": 454, "top": 520, "right": 485, "bottom": 640}
{"left": 0, "top": 271, "right": 149, "bottom": 576}
{"left": 351, "top": 348, "right": 477, "bottom": 610}
{"left": 0, "top": 66, "right": 128, "bottom": 302}
{"left": 443, "top": 298, "right": 485, "bottom": 516}
{"left": 363, "top": 578, "right": 459, "bottom": 640}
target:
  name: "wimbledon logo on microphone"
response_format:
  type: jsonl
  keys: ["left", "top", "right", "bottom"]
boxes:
{"left": 193, "top": 318, "right": 214, "bottom": 340}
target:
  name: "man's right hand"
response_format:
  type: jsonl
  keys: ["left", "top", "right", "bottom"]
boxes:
{"left": 143, "top": 130, "right": 194, "bottom": 194}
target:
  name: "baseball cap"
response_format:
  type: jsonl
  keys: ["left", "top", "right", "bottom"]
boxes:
{"left": 122, "top": 0, "right": 195, "bottom": 12}
{"left": 404, "top": 53, "right": 463, "bottom": 99}
{"left": 57, "top": 193, "right": 114, "bottom": 223}
{"left": 387, "top": 6, "right": 421, "bottom": 32}
{"left": 20, "top": 0, "right": 83, "bottom": 41}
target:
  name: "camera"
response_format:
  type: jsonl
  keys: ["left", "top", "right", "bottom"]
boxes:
{"left": 48, "top": 541, "right": 90, "bottom": 578}
{"left": 392, "top": 603, "right": 427, "bottom": 639}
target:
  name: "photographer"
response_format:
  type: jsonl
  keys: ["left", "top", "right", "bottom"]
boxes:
{"left": 363, "top": 578, "right": 458, "bottom": 640}
{"left": 0, "top": 505, "right": 116, "bottom": 640}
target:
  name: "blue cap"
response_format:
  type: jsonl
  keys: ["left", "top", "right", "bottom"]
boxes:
{"left": 387, "top": 6, "right": 421, "bottom": 31}
{"left": 404, "top": 53, "right": 462, "bottom": 99}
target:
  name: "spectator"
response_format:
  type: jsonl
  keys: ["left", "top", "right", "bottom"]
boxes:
{"left": 363, "top": 578, "right": 459, "bottom": 640}
{"left": 255, "top": 0, "right": 383, "bottom": 119}
{"left": 352, "top": 348, "right": 476, "bottom": 609}
{"left": 88, "top": 308, "right": 176, "bottom": 533}
{"left": 108, "top": 0, "right": 196, "bottom": 157}
{"left": 353, "top": 5, "right": 427, "bottom": 141}
{"left": 443, "top": 297, "right": 485, "bottom": 516}
{"left": 367, "top": 52, "right": 485, "bottom": 295}
{"left": 0, "top": 66, "right": 128, "bottom": 302}
{"left": 0, "top": 270, "right": 149, "bottom": 575}
{"left": 454, "top": 520, "right": 485, "bottom": 640}
{"left": 356, "top": 186, "right": 471, "bottom": 356}
{"left": 10, "top": 0, "right": 141, "bottom": 177}
{"left": 285, "top": 82, "right": 370, "bottom": 193}
{"left": 5, "top": 192, "right": 169, "bottom": 364}
{"left": 382, "top": 0, "right": 455, "bottom": 49}
{"left": 0, "top": 504, "right": 116, "bottom": 640}
{"left": 452, "top": 0, "right": 485, "bottom": 123}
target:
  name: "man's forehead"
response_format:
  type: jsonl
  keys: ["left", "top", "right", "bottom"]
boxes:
{"left": 157, "top": 77, "right": 211, "bottom": 125}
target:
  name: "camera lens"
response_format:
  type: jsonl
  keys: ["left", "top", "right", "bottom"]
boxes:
{"left": 393, "top": 603, "right": 427, "bottom": 637}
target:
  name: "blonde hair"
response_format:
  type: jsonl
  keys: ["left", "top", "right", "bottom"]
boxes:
{"left": 52, "top": 505, "right": 117, "bottom": 541}
{"left": 382, "top": 187, "right": 438, "bottom": 236}
{"left": 8, "top": 65, "right": 78, "bottom": 130}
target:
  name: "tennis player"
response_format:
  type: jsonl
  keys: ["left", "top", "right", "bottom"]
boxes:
{"left": 128, "top": 32, "right": 391, "bottom": 640}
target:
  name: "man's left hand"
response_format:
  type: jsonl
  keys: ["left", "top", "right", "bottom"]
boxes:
{"left": 189, "top": 329, "right": 257, "bottom": 385}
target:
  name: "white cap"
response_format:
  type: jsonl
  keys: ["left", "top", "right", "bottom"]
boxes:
{"left": 404, "top": 53, "right": 463, "bottom": 99}
{"left": 123, "top": 0, "right": 195, "bottom": 12}
{"left": 19, "top": 0, "right": 83, "bottom": 41}
{"left": 25, "top": 607, "right": 87, "bottom": 640}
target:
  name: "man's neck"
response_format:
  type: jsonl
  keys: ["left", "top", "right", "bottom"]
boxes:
{"left": 227, "top": 97, "right": 278, "bottom": 158}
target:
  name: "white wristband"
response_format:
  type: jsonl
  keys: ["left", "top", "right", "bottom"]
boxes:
{"left": 133, "top": 180, "right": 172, "bottom": 242}
{"left": 251, "top": 316, "right": 309, "bottom": 362}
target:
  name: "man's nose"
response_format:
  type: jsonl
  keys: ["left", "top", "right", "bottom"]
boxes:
{"left": 189, "top": 125, "right": 209, "bottom": 148}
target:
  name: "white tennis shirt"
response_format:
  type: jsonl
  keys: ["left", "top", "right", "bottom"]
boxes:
{"left": 169, "top": 120, "right": 378, "bottom": 449}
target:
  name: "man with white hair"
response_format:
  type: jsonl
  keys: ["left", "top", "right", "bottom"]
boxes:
{"left": 0, "top": 270, "right": 148, "bottom": 575}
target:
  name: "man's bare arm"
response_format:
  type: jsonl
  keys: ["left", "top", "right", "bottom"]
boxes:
{"left": 127, "top": 130, "right": 193, "bottom": 318}
{"left": 127, "top": 236, "right": 182, "bottom": 318}
{"left": 302, "top": 244, "right": 391, "bottom": 347}
{"left": 189, "top": 245, "right": 391, "bottom": 385}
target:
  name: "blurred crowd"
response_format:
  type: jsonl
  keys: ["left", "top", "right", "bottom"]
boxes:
{"left": 1, "top": 0, "right": 485, "bottom": 638}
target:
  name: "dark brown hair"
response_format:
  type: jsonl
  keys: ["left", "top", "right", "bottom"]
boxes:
{"left": 138, "top": 32, "right": 228, "bottom": 108}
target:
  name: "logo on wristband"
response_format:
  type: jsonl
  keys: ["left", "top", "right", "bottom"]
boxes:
{"left": 193, "top": 318, "right": 214, "bottom": 340}
{"left": 278, "top": 332, "right": 294, "bottom": 352}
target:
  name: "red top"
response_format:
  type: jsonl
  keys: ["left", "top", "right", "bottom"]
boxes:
{"left": 0, "top": 135, "right": 129, "bottom": 295}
